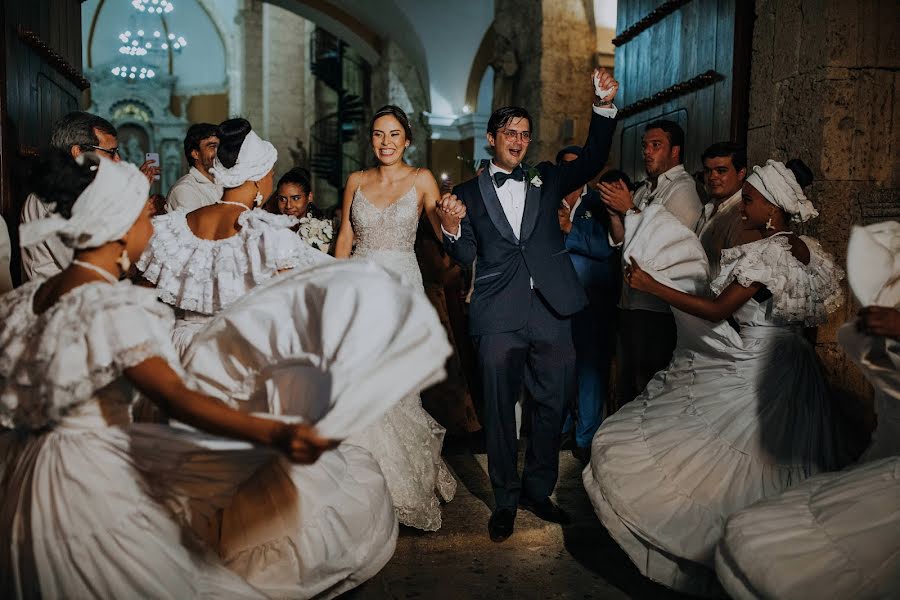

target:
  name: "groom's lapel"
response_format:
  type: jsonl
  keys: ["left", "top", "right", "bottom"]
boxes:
{"left": 519, "top": 171, "right": 542, "bottom": 241}
{"left": 477, "top": 169, "right": 519, "bottom": 245}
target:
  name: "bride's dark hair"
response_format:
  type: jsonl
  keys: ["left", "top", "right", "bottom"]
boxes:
{"left": 29, "top": 150, "right": 101, "bottom": 219}
{"left": 370, "top": 105, "right": 413, "bottom": 142}
{"left": 216, "top": 118, "right": 253, "bottom": 168}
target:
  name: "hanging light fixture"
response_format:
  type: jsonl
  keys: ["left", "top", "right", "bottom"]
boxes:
{"left": 111, "top": 1, "right": 187, "bottom": 81}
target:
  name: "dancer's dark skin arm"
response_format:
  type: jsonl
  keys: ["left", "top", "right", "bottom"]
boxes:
{"left": 625, "top": 257, "right": 762, "bottom": 323}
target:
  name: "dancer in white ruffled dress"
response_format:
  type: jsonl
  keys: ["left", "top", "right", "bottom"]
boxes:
{"left": 583, "top": 159, "right": 847, "bottom": 595}
{"left": 0, "top": 152, "right": 409, "bottom": 598}
{"left": 136, "top": 118, "right": 330, "bottom": 355}
{"left": 715, "top": 220, "right": 900, "bottom": 599}
{"left": 334, "top": 105, "right": 457, "bottom": 531}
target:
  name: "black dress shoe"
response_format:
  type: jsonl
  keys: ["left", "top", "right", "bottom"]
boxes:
{"left": 518, "top": 496, "right": 571, "bottom": 525}
{"left": 488, "top": 507, "right": 516, "bottom": 542}
{"left": 571, "top": 445, "right": 590, "bottom": 465}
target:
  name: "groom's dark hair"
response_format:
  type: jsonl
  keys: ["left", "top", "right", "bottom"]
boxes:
{"left": 487, "top": 106, "right": 533, "bottom": 137}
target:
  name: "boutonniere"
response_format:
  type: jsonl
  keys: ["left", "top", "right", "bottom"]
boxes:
{"left": 524, "top": 165, "right": 542, "bottom": 188}
{"left": 582, "top": 210, "right": 593, "bottom": 219}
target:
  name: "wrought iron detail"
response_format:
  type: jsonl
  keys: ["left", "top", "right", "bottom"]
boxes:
{"left": 16, "top": 26, "right": 91, "bottom": 91}
{"left": 619, "top": 70, "right": 724, "bottom": 118}
{"left": 612, "top": 0, "right": 694, "bottom": 47}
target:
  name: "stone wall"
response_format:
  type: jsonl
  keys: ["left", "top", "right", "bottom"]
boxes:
{"left": 492, "top": 0, "right": 597, "bottom": 163}
{"left": 748, "top": 0, "right": 898, "bottom": 426}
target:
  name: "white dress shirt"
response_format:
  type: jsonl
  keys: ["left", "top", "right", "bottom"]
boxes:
{"left": 619, "top": 163, "right": 703, "bottom": 313}
{"left": 20, "top": 192, "right": 74, "bottom": 281}
{"left": 166, "top": 166, "right": 223, "bottom": 213}
{"left": 696, "top": 188, "right": 744, "bottom": 280}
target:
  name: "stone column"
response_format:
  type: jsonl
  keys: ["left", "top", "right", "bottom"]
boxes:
{"left": 237, "top": 0, "right": 264, "bottom": 131}
{"left": 748, "top": 0, "right": 898, "bottom": 421}
{"left": 262, "top": 4, "right": 312, "bottom": 175}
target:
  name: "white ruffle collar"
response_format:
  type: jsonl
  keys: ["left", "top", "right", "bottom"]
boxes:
{"left": 137, "top": 208, "right": 330, "bottom": 315}
{"left": 711, "top": 233, "right": 845, "bottom": 325}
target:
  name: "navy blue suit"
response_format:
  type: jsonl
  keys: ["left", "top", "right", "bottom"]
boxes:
{"left": 561, "top": 188, "right": 618, "bottom": 448}
{"left": 443, "top": 111, "right": 617, "bottom": 509}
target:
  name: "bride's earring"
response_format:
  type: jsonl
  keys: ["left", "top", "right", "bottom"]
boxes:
{"left": 116, "top": 247, "right": 131, "bottom": 273}
{"left": 765, "top": 216, "right": 775, "bottom": 230}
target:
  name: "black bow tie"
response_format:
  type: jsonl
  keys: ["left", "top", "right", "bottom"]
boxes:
{"left": 493, "top": 166, "right": 526, "bottom": 188}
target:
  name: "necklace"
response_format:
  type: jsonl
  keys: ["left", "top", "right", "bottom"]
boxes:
{"left": 218, "top": 200, "right": 251, "bottom": 210}
{"left": 71, "top": 259, "right": 118, "bottom": 284}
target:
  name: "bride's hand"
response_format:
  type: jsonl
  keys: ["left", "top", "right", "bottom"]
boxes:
{"left": 437, "top": 193, "right": 466, "bottom": 231}
{"left": 624, "top": 257, "right": 655, "bottom": 293}
{"left": 275, "top": 422, "right": 336, "bottom": 464}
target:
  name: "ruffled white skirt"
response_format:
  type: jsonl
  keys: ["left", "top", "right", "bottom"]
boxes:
{"left": 583, "top": 324, "right": 844, "bottom": 596}
{"left": 0, "top": 408, "right": 397, "bottom": 599}
{"left": 715, "top": 456, "right": 900, "bottom": 599}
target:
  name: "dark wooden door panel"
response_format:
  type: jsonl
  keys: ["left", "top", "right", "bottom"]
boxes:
{"left": 612, "top": 0, "right": 751, "bottom": 183}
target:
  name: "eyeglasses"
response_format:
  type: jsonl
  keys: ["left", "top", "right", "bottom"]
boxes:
{"left": 499, "top": 129, "right": 532, "bottom": 143}
{"left": 82, "top": 145, "right": 120, "bottom": 158}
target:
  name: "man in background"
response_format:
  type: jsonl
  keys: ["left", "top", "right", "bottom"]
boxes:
{"left": 166, "top": 123, "right": 222, "bottom": 213}
{"left": 20, "top": 111, "right": 158, "bottom": 280}
{"left": 696, "top": 142, "right": 750, "bottom": 278}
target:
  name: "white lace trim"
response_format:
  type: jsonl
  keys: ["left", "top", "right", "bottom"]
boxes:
{"left": 136, "top": 208, "right": 331, "bottom": 314}
{"left": 0, "top": 281, "right": 183, "bottom": 429}
{"left": 711, "top": 234, "right": 845, "bottom": 325}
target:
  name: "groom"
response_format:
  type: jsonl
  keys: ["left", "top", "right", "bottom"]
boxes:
{"left": 437, "top": 68, "right": 619, "bottom": 541}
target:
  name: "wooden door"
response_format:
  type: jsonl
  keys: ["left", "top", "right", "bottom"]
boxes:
{"left": 611, "top": 0, "right": 753, "bottom": 183}
{"left": 1, "top": 0, "right": 87, "bottom": 284}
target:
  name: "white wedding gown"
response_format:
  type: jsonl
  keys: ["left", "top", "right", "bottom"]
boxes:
{"left": 0, "top": 280, "right": 401, "bottom": 599}
{"left": 582, "top": 206, "right": 847, "bottom": 596}
{"left": 715, "top": 222, "right": 900, "bottom": 599}
{"left": 346, "top": 183, "right": 458, "bottom": 531}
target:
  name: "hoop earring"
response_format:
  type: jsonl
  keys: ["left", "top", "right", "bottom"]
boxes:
{"left": 765, "top": 216, "right": 775, "bottom": 231}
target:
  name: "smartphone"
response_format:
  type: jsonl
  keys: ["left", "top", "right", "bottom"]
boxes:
{"left": 145, "top": 152, "right": 161, "bottom": 181}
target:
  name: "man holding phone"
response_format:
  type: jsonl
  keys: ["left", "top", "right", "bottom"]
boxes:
{"left": 166, "top": 123, "right": 223, "bottom": 213}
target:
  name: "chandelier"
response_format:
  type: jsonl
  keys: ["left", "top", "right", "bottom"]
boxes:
{"left": 131, "top": 0, "right": 175, "bottom": 14}
{"left": 110, "top": 1, "right": 187, "bottom": 81}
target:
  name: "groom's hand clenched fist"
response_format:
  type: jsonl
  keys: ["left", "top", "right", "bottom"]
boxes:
{"left": 438, "top": 193, "right": 466, "bottom": 235}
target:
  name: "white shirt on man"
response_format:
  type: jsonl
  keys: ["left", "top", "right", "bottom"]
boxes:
{"left": 165, "top": 166, "right": 223, "bottom": 213}
{"left": 620, "top": 163, "right": 703, "bottom": 313}
{"left": 487, "top": 162, "right": 527, "bottom": 239}
{"left": 696, "top": 188, "right": 744, "bottom": 280}
{"left": 20, "top": 193, "right": 74, "bottom": 281}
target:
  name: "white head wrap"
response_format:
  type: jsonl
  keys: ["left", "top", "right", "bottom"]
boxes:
{"left": 19, "top": 156, "right": 149, "bottom": 249}
{"left": 846, "top": 221, "right": 900, "bottom": 308}
{"left": 745, "top": 159, "right": 818, "bottom": 223}
{"left": 209, "top": 130, "right": 277, "bottom": 188}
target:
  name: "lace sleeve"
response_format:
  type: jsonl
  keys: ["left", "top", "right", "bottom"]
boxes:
{"left": 711, "top": 235, "right": 844, "bottom": 325}
{"left": 0, "top": 282, "right": 182, "bottom": 429}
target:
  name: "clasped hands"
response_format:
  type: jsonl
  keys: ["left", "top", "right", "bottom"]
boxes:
{"left": 437, "top": 193, "right": 467, "bottom": 233}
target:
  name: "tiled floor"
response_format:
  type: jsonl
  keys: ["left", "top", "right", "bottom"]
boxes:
{"left": 347, "top": 447, "right": 696, "bottom": 600}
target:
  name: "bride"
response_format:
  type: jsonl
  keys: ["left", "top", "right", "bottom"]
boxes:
{"left": 0, "top": 152, "right": 402, "bottom": 598}
{"left": 334, "top": 105, "right": 457, "bottom": 531}
{"left": 583, "top": 159, "right": 848, "bottom": 595}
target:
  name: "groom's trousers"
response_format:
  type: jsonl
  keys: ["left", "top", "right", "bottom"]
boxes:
{"left": 472, "top": 289, "right": 576, "bottom": 510}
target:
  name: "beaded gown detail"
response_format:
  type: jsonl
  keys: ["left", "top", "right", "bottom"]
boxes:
{"left": 347, "top": 183, "right": 457, "bottom": 531}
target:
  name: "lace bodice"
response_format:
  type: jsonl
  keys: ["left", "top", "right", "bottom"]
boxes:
{"left": 351, "top": 185, "right": 419, "bottom": 254}
{"left": 711, "top": 233, "right": 844, "bottom": 326}
{"left": 137, "top": 207, "right": 331, "bottom": 315}
{"left": 0, "top": 280, "right": 183, "bottom": 429}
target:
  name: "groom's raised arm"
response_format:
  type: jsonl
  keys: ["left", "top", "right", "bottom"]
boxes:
{"left": 556, "top": 68, "right": 620, "bottom": 197}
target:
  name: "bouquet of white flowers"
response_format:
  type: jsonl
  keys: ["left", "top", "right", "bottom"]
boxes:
{"left": 297, "top": 214, "right": 334, "bottom": 253}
